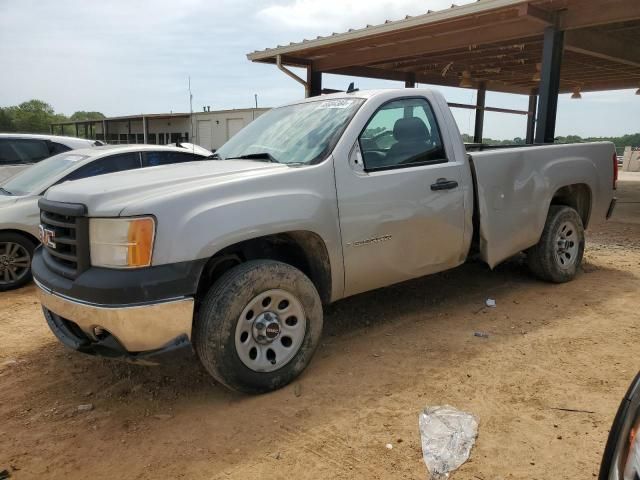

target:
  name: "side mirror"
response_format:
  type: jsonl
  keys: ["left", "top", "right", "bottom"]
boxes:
{"left": 600, "top": 372, "right": 640, "bottom": 479}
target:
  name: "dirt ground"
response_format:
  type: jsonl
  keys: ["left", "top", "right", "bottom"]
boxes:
{"left": 1, "top": 173, "right": 639, "bottom": 480}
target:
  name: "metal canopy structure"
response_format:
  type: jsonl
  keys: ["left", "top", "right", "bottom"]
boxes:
{"left": 248, "top": 0, "right": 640, "bottom": 143}
{"left": 50, "top": 113, "right": 190, "bottom": 144}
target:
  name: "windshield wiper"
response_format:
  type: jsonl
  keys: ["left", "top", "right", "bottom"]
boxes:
{"left": 0, "top": 187, "right": 13, "bottom": 196}
{"left": 224, "top": 152, "right": 280, "bottom": 163}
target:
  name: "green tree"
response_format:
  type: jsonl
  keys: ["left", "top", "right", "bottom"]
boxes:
{"left": 0, "top": 106, "right": 17, "bottom": 132}
{"left": 12, "top": 99, "right": 58, "bottom": 133}
{"left": 70, "top": 111, "right": 105, "bottom": 121}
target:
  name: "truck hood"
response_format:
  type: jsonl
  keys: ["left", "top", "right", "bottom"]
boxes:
{"left": 45, "top": 160, "right": 289, "bottom": 216}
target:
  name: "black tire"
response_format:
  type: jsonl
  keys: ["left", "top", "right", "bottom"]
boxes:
{"left": 0, "top": 232, "right": 37, "bottom": 292}
{"left": 527, "top": 205, "right": 585, "bottom": 283}
{"left": 193, "top": 260, "right": 323, "bottom": 394}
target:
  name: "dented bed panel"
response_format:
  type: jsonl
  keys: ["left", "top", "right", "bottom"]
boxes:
{"left": 470, "top": 142, "right": 615, "bottom": 268}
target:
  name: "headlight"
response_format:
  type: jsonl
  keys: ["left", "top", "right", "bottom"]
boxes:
{"left": 89, "top": 217, "right": 155, "bottom": 268}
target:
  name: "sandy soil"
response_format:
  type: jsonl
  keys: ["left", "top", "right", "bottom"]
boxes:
{"left": 1, "top": 173, "right": 639, "bottom": 480}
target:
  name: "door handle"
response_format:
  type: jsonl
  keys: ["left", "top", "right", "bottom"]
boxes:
{"left": 430, "top": 179, "right": 459, "bottom": 191}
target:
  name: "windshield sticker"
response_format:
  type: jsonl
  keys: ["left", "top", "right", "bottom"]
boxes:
{"left": 316, "top": 99, "right": 353, "bottom": 109}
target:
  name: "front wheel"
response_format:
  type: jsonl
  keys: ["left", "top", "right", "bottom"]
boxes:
{"left": 0, "top": 232, "right": 37, "bottom": 292}
{"left": 527, "top": 205, "right": 585, "bottom": 283}
{"left": 193, "top": 260, "right": 323, "bottom": 394}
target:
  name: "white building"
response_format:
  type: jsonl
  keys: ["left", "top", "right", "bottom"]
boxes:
{"left": 50, "top": 107, "right": 268, "bottom": 152}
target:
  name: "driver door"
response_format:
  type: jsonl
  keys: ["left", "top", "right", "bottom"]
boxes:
{"left": 334, "top": 96, "right": 467, "bottom": 297}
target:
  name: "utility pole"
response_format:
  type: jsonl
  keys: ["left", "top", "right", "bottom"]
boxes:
{"left": 253, "top": 94, "right": 258, "bottom": 120}
{"left": 189, "top": 76, "right": 194, "bottom": 152}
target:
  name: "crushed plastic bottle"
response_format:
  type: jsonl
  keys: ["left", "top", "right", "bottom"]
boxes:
{"left": 418, "top": 405, "right": 479, "bottom": 479}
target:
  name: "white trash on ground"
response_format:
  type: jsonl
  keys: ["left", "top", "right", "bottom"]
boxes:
{"left": 485, "top": 298, "right": 496, "bottom": 308}
{"left": 418, "top": 405, "right": 479, "bottom": 479}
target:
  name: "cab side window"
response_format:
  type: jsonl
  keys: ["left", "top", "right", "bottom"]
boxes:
{"left": 358, "top": 98, "right": 446, "bottom": 171}
{"left": 0, "top": 138, "right": 51, "bottom": 164}
{"left": 142, "top": 151, "right": 202, "bottom": 167}
{"left": 65, "top": 152, "right": 142, "bottom": 181}
{"left": 49, "top": 142, "right": 72, "bottom": 155}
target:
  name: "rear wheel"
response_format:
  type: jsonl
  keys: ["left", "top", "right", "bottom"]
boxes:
{"left": 527, "top": 205, "right": 585, "bottom": 283}
{"left": 0, "top": 232, "right": 36, "bottom": 291}
{"left": 193, "top": 260, "right": 323, "bottom": 394}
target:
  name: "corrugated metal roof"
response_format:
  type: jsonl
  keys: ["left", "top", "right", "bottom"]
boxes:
{"left": 247, "top": 0, "right": 529, "bottom": 60}
{"left": 246, "top": 0, "right": 640, "bottom": 94}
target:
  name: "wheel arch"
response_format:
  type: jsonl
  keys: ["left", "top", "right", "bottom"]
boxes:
{"left": 0, "top": 228, "right": 39, "bottom": 246}
{"left": 549, "top": 183, "right": 592, "bottom": 228}
{"left": 195, "top": 230, "right": 332, "bottom": 307}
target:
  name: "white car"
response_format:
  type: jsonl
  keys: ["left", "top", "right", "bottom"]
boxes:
{"left": 167, "top": 142, "right": 214, "bottom": 157}
{"left": 0, "top": 144, "right": 210, "bottom": 291}
{"left": 0, "top": 133, "right": 103, "bottom": 182}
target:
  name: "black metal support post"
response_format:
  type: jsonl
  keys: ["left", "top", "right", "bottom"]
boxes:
{"left": 526, "top": 90, "right": 538, "bottom": 144}
{"left": 307, "top": 68, "right": 322, "bottom": 97}
{"left": 535, "top": 27, "right": 564, "bottom": 144}
{"left": 473, "top": 84, "right": 486, "bottom": 144}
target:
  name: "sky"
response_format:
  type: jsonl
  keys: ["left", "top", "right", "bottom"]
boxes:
{"left": 0, "top": 0, "right": 638, "bottom": 140}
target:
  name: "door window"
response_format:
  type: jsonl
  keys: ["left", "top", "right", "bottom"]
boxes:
{"left": 0, "top": 138, "right": 51, "bottom": 164}
{"left": 49, "top": 142, "right": 72, "bottom": 155}
{"left": 64, "top": 152, "right": 141, "bottom": 181}
{"left": 359, "top": 98, "right": 446, "bottom": 171}
{"left": 142, "top": 151, "right": 201, "bottom": 167}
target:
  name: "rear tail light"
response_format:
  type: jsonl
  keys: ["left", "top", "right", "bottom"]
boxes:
{"left": 613, "top": 151, "right": 618, "bottom": 190}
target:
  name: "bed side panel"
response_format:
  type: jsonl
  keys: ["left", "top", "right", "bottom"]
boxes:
{"left": 471, "top": 142, "right": 613, "bottom": 268}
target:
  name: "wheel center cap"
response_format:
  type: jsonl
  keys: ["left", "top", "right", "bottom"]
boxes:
{"left": 253, "top": 312, "right": 281, "bottom": 344}
{"left": 265, "top": 323, "right": 280, "bottom": 339}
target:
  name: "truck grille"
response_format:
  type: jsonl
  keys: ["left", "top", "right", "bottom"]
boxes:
{"left": 38, "top": 199, "right": 90, "bottom": 279}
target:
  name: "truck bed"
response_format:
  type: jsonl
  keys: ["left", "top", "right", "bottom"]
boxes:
{"left": 468, "top": 142, "right": 615, "bottom": 268}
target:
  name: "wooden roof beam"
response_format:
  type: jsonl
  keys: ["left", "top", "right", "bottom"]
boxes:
{"left": 517, "top": 4, "right": 555, "bottom": 26}
{"left": 328, "top": 65, "right": 530, "bottom": 94}
{"left": 565, "top": 29, "right": 640, "bottom": 68}
{"left": 314, "top": 20, "right": 541, "bottom": 72}
{"left": 371, "top": 44, "right": 544, "bottom": 70}
{"left": 559, "top": 0, "right": 640, "bottom": 30}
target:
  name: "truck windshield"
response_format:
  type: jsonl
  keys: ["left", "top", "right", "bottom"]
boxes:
{"left": 2, "top": 153, "right": 88, "bottom": 196}
{"left": 216, "top": 97, "right": 365, "bottom": 165}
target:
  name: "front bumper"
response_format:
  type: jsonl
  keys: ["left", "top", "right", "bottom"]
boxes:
{"left": 36, "top": 279, "right": 194, "bottom": 353}
{"left": 31, "top": 246, "right": 206, "bottom": 358}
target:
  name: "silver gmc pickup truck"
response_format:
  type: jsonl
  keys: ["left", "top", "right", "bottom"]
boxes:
{"left": 31, "top": 89, "right": 617, "bottom": 393}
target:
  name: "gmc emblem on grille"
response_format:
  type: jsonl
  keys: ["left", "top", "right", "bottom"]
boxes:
{"left": 38, "top": 225, "right": 56, "bottom": 249}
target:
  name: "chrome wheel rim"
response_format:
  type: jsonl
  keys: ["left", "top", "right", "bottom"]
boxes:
{"left": 554, "top": 221, "right": 579, "bottom": 269}
{"left": 0, "top": 242, "right": 31, "bottom": 286}
{"left": 235, "top": 289, "right": 307, "bottom": 373}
